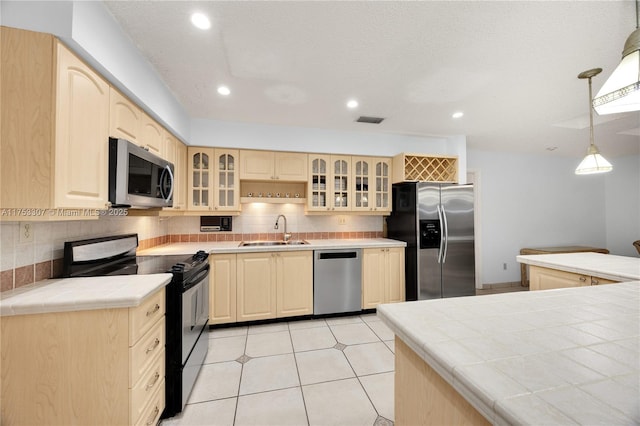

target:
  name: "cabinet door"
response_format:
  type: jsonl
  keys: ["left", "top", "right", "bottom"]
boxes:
{"left": 210, "top": 254, "right": 237, "bottom": 325}
{"left": 239, "top": 150, "right": 274, "bottom": 180}
{"left": 275, "top": 152, "right": 308, "bottom": 181}
{"left": 352, "top": 157, "right": 372, "bottom": 212}
{"left": 54, "top": 42, "right": 110, "bottom": 209}
{"left": 237, "top": 253, "right": 277, "bottom": 321}
{"left": 140, "top": 112, "right": 164, "bottom": 157}
{"left": 331, "top": 155, "right": 351, "bottom": 211}
{"left": 109, "top": 88, "right": 140, "bottom": 143}
{"left": 214, "top": 149, "right": 239, "bottom": 211}
{"left": 187, "top": 147, "right": 214, "bottom": 211}
{"left": 276, "top": 251, "right": 313, "bottom": 318}
{"left": 529, "top": 266, "right": 588, "bottom": 290}
{"left": 590, "top": 276, "right": 618, "bottom": 285}
{"left": 362, "top": 248, "right": 386, "bottom": 309}
{"left": 173, "top": 141, "right": 187, "bottom": 210}
{"left": 373, "top": 158, "right": 391, "bottom": 213}
{"left": 308, "top": 154, "right": 331, "bottom": 211}
{"left": 386, "top": 247, "right": 405, "bottom": 303}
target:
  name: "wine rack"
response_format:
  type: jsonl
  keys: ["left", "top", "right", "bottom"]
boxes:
{"left": 392, "top": 153, "right": 458, "bottom": 183}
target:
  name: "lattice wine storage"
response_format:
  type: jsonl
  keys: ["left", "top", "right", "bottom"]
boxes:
{"left": 392, "top": 154, "right": 458, "bottom": 183}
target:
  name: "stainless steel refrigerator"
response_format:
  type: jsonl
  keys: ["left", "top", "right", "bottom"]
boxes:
{"left": 387, "top": 182, "right": 475, "bottom": 300}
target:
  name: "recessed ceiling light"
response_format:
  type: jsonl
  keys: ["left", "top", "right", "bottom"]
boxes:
{"left": 217, "top": 85, "right": 231, "bottom": 96}
{"left": 191, "top": 12, "right": 211, "bottom": 30}
{"left": 452, "top": 111, "right": 464, "bottom": 119}
{"left": 347, "top": 99, "right": 359, "bottom": 109}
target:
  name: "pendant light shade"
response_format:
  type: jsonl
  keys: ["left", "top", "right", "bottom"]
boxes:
{"left": 575, "top": 68, "right": 613, "bottom": 175}
{"left": 593, "top": 1, "right": 640, "bottom": 115}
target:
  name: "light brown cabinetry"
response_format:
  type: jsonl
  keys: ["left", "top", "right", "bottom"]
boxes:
{"left": 187, "top": 147, "right": 239, "bottom": 212}
{"left": 161, "top": 133, "right": 187, "bottom": 211}
{"left": 110, "top": 88, "right": 142, "bottom": 142}
{"left": 234, "top": 251, "right": 313, "bottom": 322}
{"left": 308, "top": 154, "right": 352, "bottom": 212}
{"left": 0, "top": 288, "right": 166, "bottom": 425}
{"left": 529, "top": 265, "right": 618, "bottom": 291}
{"left": 362, "top": 247, "right": 405, "bottom": 309}
{"left": 210, "top": 253, "right": 237, "bottom": 325}
{"left": 392, "top": 153, "right": 458, "bottom": 183}
{"left": 240, "top": 150, "right": 308, "bottom": 181}
{"left": 352, "top": 157, "right": 391, "bottom": 213}
{"left": 139, "top": 111, "right": 164, "bottom": 157}
{"left": 1, "top": 27, "right": 111, "bottom": 214}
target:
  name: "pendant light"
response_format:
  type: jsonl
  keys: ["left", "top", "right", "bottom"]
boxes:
{"left": 593, "top": 0, "right": 640, "bottom": 114}
{"left": 575, "top": 68, "right": 613, "bottom": 175}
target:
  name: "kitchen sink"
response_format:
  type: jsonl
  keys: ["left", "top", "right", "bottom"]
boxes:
{"left": 239, "top": 240, "right": 309, "bottom": 247}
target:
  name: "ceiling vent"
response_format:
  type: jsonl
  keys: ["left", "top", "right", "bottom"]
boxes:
{"left": 356, "top": 116, "right": 385, "bottom": 124}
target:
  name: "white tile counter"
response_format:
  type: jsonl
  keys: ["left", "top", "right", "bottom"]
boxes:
{"left": 378, "top": 282, "right": 640, "bottom": 425}
{"left": 517, "top": 252, "right": 640, "bottom": 282}
{"left": 0, "top": 273, "right": 172, "bottom": 316}
{"left": 137, "top": 238, "right": 406, "bottom": 256}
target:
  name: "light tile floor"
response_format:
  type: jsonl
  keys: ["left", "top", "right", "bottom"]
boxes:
{"left": 162, "top": 314, "right": 395, "bottom": 426}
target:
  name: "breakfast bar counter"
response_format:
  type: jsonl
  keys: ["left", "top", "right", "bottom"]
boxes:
{"left": 377, "top": 282, "right": 639, "bottom": 425}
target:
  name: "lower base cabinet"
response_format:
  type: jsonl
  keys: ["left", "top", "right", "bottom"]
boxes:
{"left": 0, "top": 288, "right": 166, "bottom": 425}
{"left": 529, "top": 265, "right": 618, "bottom": 291}
{"left": 362, "top": 247, "right": 405, "bottom": 309}
{"left": 210, "top": 251, "right": 313, "bottom": 324}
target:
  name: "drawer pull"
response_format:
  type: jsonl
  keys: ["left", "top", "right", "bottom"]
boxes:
{"left": 146, "top": 303, "right": 160, "bottom": 317}
{"left": 579, "top": 276, "right": 587, "bottom": 282}
{"left": 146, "top": 406, "right": 159, "bottom": 425}
{"left": 592, "top": 279, "right": 600, "bottom": 285}
{"left": 146, "top": 338, "right": 160, "bottom": 354}
{"left": 145, "top": 371, "right": 160, "bottom": 391}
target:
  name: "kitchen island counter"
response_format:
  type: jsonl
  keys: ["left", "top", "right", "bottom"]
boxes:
{"left": 137, "top": 238, "right": 406, "bottom": 256}
{"left": 377, "top": 282, "right": 639, "bottom": 425}
{"left": 517, "top": 252, "right": 640, "bottom": 282}
{"left": 0, "top": 273, "right": 172, "bottom": 316}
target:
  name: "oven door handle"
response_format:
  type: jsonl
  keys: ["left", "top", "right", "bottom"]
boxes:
{"left": 183, "top": 265, "right": 210, "bottom": 291}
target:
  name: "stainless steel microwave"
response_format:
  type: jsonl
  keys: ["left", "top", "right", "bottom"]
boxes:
{"left": 108, "top": 137, "right": 174, "bottom": 208}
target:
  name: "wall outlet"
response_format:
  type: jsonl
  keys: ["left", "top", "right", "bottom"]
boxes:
{"left": 338, "top": 216, "right": 346, "bottom": 225}
{"left": 19, "top": 222, "right": 34, "bottom": 243}
{"left": 503, "top": 263, "right": 507, "bottom": 270}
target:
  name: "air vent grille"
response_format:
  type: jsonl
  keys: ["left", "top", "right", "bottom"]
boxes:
{"left": 356, "top": 116, "right": 385, "bottom": 124}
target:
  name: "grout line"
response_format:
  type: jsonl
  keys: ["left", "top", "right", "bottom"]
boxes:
{"left": 287, "top": 320, "right": 311, "bottom": 426}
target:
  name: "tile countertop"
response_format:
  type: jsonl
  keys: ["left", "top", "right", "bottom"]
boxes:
{"left": 0, "top": 273, "right": 172, "bottom": 317}
{"left": 377, "top": 282, "right": 640, "bottom": 425}
{"left": 136, "top": 238, "right": 406, "bottom": 256}
{"left": 517, "top": 252, "right": 640, "bottom": 282}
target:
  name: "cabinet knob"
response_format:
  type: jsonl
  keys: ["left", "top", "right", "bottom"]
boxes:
{"left": 592, "top": 279, "right": 599, "bottom": 285}
{"left": 105, "top": 201, "right": 112, "bottom": 208}
{"left": 214, "top": 206, "right": 218, "bottom": 210}
{"left": 579, "top": 276, "right": 587, "bottom": 282}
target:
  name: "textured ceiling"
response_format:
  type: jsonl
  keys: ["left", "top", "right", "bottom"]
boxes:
{"left": 104, "top": 1, "right": 639, "bottom": 157}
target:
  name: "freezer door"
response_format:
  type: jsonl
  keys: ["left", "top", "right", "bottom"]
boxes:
{"left": 441, "top": 184, "right": 475, "bottom": 297}
{"left": 418, "top": 248, "right": 442, "bottom": 299}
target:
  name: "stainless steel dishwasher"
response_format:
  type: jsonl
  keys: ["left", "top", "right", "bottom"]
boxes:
{"left": 313, "top": 249, "right": 362, "bottom": 315}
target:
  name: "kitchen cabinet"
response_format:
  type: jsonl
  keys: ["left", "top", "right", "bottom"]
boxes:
{"left": 236, "top": 251, "right": 313, "bottom": 322}
{"left": 210, "top": 253, "right": 237, "bottom": 325}
{"left": 307, "top": 154, "right": 352, "bottom": 212}
{"left": 187, "top": 147, "right": 239, "bottom": 212}
{"left": 1, "top": 27, "right": 111, "bottom": 213}
{"left": 110, "top": 88, "right": 141, "bottom": 143}
{"left": 1, "top": 288, "right": 166, "bottom": 425}
{"left": 140, "top": 111, "right": 164, "bottom": 157}
{"left": 239, "top": 150, "right": 308, "bottom": 181}
{"left": 162, "top": 133, "right": 187, "bottom": 211}
{"left": 352, "top": 157, "right": 392, "bottom": 213}
{"left": 362, "top": 247, "right": 405, "bottom": 309}
{"left": 529, "top": 265, "right": 618, "bottom": 291}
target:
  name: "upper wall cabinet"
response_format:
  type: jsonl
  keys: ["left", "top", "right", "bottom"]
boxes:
{"left": 307, "top": 154, "right": 352, "bottom": 212}
{"left": 239, "top": 150, "right": 308, "bottom": 181}
{"left": 188, "top": 147, "right": 239, "bottom": 213}
{"left": 352, "top": 157, "right": 391, "bottom": 213}
{"left": 140, "top": 111, "right": 164, "bottom": 158}
{"left": 392, "top": 153, "right": 458, "bottom": 183}
{"left": 109, "top": 88, "right": 141, "bottom": 143}
{"left": 1, "top": 27, "right": 111, "bottom": 215}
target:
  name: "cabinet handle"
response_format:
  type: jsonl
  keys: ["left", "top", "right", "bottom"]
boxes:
{"left": 579, "top": 276, "right": 587, "bottom": 282}
{"left": 146, "top": 338, "right": 160, "bottom": 354}
{"left": 146, "top": 304, "right": 160, "bottom": 317}
{"left": 592, "top": 279, "right": 599, "bottom": 285}
{"left": 146, "top": 406, "right": 159, "bottom": 425}
{"left": 145, "top": 371, "right": 160, "bottom": 391}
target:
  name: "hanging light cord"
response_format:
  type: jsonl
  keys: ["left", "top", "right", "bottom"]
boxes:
{"left": 588, "top": 76, "right": 595, "bottom": 146}
{"left": 636, "top": 0, "right": 639, "bottom": 29}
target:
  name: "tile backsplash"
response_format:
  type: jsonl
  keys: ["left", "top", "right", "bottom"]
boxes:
{"left": 0, "top": 204, "right": 384, "bottom": 292}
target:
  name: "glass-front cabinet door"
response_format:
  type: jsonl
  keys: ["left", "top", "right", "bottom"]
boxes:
{"left": 213, "top": 149, "right": 239, "bottom": 211}
{"left": 352, "top": 157, "right": 371, "bottom": 212}
{"left": 308, "top": 154, "right": 330, "bottom": 211}
{"left": 331, "top": 155, "right": 351, "bottom": 211}
{"left": 374, "top": 158, "right": 391, "bottom": 213}
{"left": 188, "top": 147, "right": 213, "bottom": 211}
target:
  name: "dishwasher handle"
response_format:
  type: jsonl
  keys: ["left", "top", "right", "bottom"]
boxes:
{"left": 317, "top": 251, "right": 358, "bottom": 260}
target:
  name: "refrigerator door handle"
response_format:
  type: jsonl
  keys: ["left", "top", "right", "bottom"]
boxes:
{"left": 441, "top": 204, "right": 449, "bottom": 263}
{"left": 437, "top": 204, "right": 444, "bottom": 264}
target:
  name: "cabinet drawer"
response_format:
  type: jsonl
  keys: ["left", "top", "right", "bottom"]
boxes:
{"left": 129, "top": 289, "right": 165, "bottom": 346}
{"left": 134, "top": 378, "right": 165, "bottom": 426}
{"left": 130, "top": 318, "right": 165, "bottom": 387}
{"left": 131, "top": 349, "right": 165, "bottom": 425}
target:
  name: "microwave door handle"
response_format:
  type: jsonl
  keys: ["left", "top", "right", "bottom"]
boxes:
{"left": 164, "top": 165, "right": 174, "bottom": 202}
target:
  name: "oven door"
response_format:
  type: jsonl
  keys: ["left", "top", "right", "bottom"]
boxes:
{"left": 181, "top": 265, "right": 210, "bottom": 364}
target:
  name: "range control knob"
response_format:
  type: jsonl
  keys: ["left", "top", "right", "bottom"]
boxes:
{"left": 193, "top": 250, "right": 208, "bottom": 261}
{"left": 171, "top": 262, "right": 186, "bottom": 272}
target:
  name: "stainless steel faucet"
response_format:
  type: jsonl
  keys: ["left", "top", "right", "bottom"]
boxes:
{"left": 274, "top": 214, "right": 291, "bottom": 242}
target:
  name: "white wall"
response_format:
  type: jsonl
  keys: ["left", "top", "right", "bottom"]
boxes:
{"left": 0, "top": 0, "right": 191, "bottom": 141}
{"left": 467, "top": 149, "right": 611, "bottom": 285}
{"left": 604, "top": 154, "right": 640, "bottom": 257}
